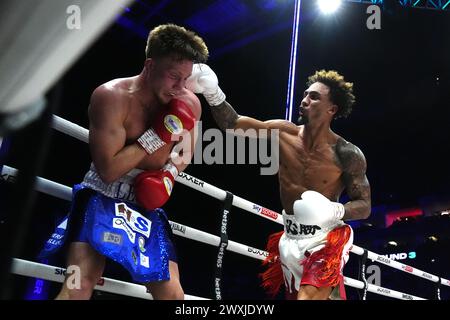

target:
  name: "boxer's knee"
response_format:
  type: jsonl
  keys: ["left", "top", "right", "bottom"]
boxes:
{"left": 56, "top": 275, "right": 98, "bottom": 300}
{"left": 298, "top": 284, "right": 332, "bottom": 300}
{"left": 146, "top": 278, "right": 184, "bottom": 300}
{"left": 163, "top": 284, "right": 184, "bottom": 300}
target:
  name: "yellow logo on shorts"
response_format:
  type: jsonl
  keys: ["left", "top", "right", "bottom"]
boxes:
{"left": 138, "top": 236, "right": 146, "bottom": 253}
{"left": 131, "top": 250, "right": 137, "bottom": 265}
{"left": 163, "top": 177, "right": 173, "bottom": 196}
{"left": 164, "top": 115, "right": 183, "bottom": 134}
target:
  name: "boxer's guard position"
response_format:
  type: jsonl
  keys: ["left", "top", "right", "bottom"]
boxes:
{"left": 40, "top": 24, "right": 208, "bottom": 300}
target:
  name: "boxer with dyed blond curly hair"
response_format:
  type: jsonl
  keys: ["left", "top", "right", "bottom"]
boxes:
{"left": 186, "top": 67, "right": 371, "bottom": 300}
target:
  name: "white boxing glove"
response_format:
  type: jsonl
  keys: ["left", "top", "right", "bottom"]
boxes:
{"left": 293, "top": 191, "right": 345, "bottom": 227}
{"left": 185, "top": 63, "right": 226, "bottom": 106}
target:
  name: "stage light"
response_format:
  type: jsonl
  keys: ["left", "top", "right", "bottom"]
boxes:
{"left": 317, "top": 0, "right": 342, "bottom": 14}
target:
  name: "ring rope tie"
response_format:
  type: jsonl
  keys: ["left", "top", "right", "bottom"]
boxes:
{"left": 214, "top": 191, "right": 233, "bottom": 300}
{"left": 359, "top": 249, "right": 369, "bottom": 300}
{"left": 436, "top": 277, "right": 441, "bottom": 300}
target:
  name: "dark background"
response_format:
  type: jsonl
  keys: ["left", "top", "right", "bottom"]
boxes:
{"left": 2, "top": 0, "right": 450, "bottom": 300}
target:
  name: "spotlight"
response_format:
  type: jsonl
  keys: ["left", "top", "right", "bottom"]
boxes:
{"left": 317, "top": 0, "right": 342, "bottom": 14}
{"left": 387, "top": 241, "right": 398, "bottom": 247}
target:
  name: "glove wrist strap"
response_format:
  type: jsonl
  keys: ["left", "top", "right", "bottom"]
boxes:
{"left": 137, "top": 128, "right": 166, "bottom": 155}
{"left": 163, "top": 162, "right": 179, "bottom": 179}
{"left": 204, "top": 87, "right": 226, "bottom": 106}
{"left": 332, "top": 202, "right": 345, "bottom": 220}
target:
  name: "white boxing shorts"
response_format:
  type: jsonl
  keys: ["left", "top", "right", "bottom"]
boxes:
{"left": 261, "top": 211, "right": 353, "bottom": 300}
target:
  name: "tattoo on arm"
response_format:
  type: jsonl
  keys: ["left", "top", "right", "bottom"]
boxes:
{"left": 209, "top": 101, "right": 239, "bottom": 130}
{"left": 338, "top": 140, "right": 372, "bottom": 220}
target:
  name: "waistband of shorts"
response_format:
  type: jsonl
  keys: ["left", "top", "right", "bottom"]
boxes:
{"left": 81, "top": 163, "right": 143, "bottom": 203}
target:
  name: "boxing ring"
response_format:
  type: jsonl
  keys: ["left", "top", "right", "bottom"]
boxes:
{"left": 2, "top": 115, "right": 449, "bottom": 300}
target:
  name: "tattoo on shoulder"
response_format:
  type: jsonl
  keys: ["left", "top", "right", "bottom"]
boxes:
{"left": 336, "top": 138, "right": 366, "bottom": 174}
{"left": 336, "top": 138, "right": 371, "bottom": 219}
{"left": 210, "top": 101, "right": 239, "bottom": 130}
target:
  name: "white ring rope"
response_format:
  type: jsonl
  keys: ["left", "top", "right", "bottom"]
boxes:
{"left": 176, "top": 172, "right": 284, "bottom": 225}
{"left": 2, "top": 165, "right": 72, "bottom": 201}
{"left": 1, "top": 164, "right": 429, "bottom": 300}
{"left": 1, "top": 115, "right": 448, "bottom": 300}
{"left": 52, "top": 115, "right": 89, "bottom": 144}
{"left": 343, "top": 277, "right": 425, "bottom": 300}
{"left": 10, "top": 258, "right": 207, "bottom": 300}
{"left": 350, "top": 245, "right": 448, "bottom": 286}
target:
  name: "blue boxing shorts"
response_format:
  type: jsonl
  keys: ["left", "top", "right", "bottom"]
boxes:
{"left": 40, "top": 183, "right": 177, "bottom": 283}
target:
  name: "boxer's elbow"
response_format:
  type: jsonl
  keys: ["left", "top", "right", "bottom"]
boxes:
{"left": 96, "top": 165, "right": 120, "bottom": 184}
{"left": 346, "top": 200, "right": 371, "bottom": 221}
{"left": 98, "top": 171, "right": 117, "bottom": 184}
{"left": 361, "top": 200, "right": 372, "bottom": 220}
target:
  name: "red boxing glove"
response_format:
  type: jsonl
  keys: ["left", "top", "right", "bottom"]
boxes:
{"left": 134, "top": 163, "right": 179, "bottom": 210}
{"left": 154, "top": 99, "right": 196, "bottom": 142}
{"left": 137, "top": 99, "right": 196, "bottom": 155}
